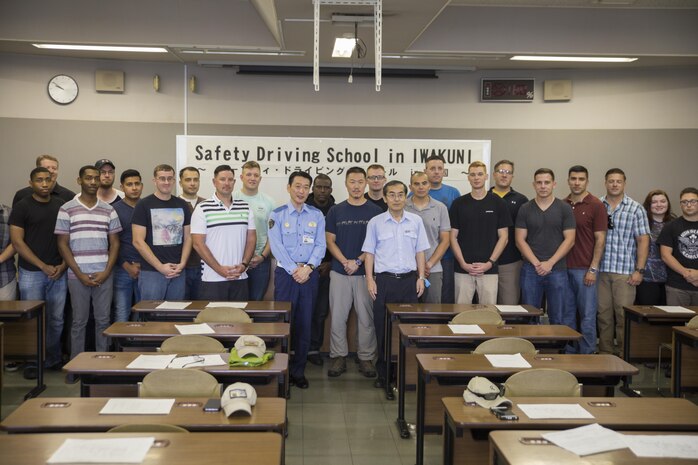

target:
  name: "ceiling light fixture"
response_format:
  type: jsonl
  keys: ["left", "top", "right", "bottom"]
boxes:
{"left": 180, "top": 49, "right": 305, "bottom": 57}
{"left": 33, "top": 44, "right": 167, "bottom": 53}
{"left": 332, "top": 38, "right": 357, "bottom": 58}
{"left": 511, "top": 55, "right": 637, "bottom": 63}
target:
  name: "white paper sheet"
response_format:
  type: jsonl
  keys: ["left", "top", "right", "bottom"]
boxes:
{"left": 205, "top": 301, "right": 248, "bottom": 308}
{"left": 484, "top": 353, "right": 532, "bottom": 368}
{"left": 624, "top": 434, "right": 698, "bottom": 459}
{"left": 47, "top": 437, "right": 155, "bottom": 463}
{"left": 518, "top": 403, "right": 595, "bottom": 419}
{"left": 655, "top": 305, "right": 695, "bottom": 314}
{"left": 495, "top": 305, "right": 528, "bottom": 313}
{"left": 99, "top": 398, "right": 175, "bottom": 415}
{"left": 542, "top": 424, "right": 627, "bottom": 457}
{"left": 155, "top": 301, "right": 192, "bottom": 310}
{"left": 166, "top": 354, "right": 227, "bottom": 368}
{"left": 447, "top": 324, "right": 485, "bottom": 334}
{"left": 126, "top": 354, "right": 177, "bottom": 370}
{"left": 175, "top": 323, "right": 215, "bottom": 335}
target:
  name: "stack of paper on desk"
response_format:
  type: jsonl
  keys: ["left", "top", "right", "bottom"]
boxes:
{"left": 126, "top": 354, "right": 177, "bottom": 370}
{"left": 518, "top": 403, "right": 594, "bottom": 419}
{"left": 155, "top": 301, "right": 191, "bottom": 310}
{"left": 484, "top": 353, "right": 532, "bottom": 368}
{"left": 206, "top": 301, "right": 248, "bottom": 308}
{"left": 655, "top": 305, "right": 695, "bottom": 314}
{"left": 495, "top": 305, "right": 528, "bottom": 313}
{"left": 47, "top": 437, "right": 155, "bottom": 463}
{"left": 447, "top": 324, "right": 485, "bottom": 334}
{"left": 175, "top": 323, "right": 214, "bottom": 335}
{"left": 99, "top": 398, "right": 175, "bottom": 415}
{"left": 543, "top": 424, "right": 625, "bottom": 456}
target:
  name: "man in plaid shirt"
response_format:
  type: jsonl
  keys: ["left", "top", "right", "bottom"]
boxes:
{"left": 0, "top": 203, "right": 17, "bottom": 300}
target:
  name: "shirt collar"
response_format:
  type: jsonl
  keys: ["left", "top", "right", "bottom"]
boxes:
{"left": 286, "top": 201, "right": 309, "bottom": 215}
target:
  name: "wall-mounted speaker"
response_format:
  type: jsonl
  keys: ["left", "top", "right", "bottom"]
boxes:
{"left": 543, "top": 80, "right": 572, "bottom": 101}
{"left": 95, "top": 70, "right": 125, "bottom": 93}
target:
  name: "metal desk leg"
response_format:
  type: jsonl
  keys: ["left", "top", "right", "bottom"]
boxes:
{"left": 416, "top": 365, "right": 426, "bottom": 465}
{"left": 673, "top": 337, "right": 682, "bottom": 398}
{"left": 26, "top": 304, "right": 47, "bottom": 399}
{"left": 443, "top": 411, "right": 454, "bottom": 465}
{"left": 384, "top": 314, "right": 395, "bottom": 400}
{"left": 622, "top": 310, "right": 633, "bottom": 392}
{"left": 396, "top": 335, "right": 410, "bottom": 438}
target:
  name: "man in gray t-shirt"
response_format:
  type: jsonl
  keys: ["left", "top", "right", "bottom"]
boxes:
{"left": 515, "top": 169, "right": 576, "bottom": 329}
{"left": 405, "top": 171, "right": 451, "bottom": 303}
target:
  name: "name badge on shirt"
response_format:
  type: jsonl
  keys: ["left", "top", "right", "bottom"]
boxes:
{"left": 302, "top": 234, "right": 315, "bottom": 244}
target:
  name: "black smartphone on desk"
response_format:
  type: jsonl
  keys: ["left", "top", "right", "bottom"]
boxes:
{"left": 203, "top": 398, "right": 221, "bottom": 412}
{"left": 490, "top": 407, "right": 518, "bottom": 421}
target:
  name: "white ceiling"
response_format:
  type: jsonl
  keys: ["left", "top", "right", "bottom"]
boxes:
{"left": 1, "top": 0, "right": 697, "bottom": 71}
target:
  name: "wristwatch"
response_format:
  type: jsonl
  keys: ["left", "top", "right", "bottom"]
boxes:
{"left": 487, "top": 259, "right": 496, "bottom": 266}
{"left": 355, "top": 258, "right": 363, "bottom": 267}
{"left": 306, "top": 264, "right": 316, "bottom": 271}
{"left": 634, "top": 267, "right": 646, "bottom": 274}
{"left": 588, "top": 267, "right": 598, "bottom": 274}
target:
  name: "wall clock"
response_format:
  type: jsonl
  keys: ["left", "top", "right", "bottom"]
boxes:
{"left": 48, "top": 74, "right": 79, "bottom": 104}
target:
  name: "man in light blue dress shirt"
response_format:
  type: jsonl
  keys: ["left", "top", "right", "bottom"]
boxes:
{"left": 362, "top": 180, "right": 430, "bottom": 396}
{"left": 268, "top": 171, "right": 326, "bottom": 389}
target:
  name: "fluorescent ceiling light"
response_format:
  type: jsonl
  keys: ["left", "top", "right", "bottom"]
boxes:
{"left": 33, "top": 44, "right": 167, "bottom": 53}
{"left": 180, "top": 49, "right": 304, "bottom": 57}
{"left": 511, "top": 55, "right": 637, "bottom": 63}
{"left": 332, "top": 38, "right": 356, "bottom": 58}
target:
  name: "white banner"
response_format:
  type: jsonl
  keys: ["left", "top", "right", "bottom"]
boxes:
{"left": 176, "top": 135, "right": 491, "bottom": 204}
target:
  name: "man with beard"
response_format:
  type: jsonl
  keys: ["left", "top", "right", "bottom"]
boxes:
{"left": 95, "top": 159, "right": 123, "bottom": 205}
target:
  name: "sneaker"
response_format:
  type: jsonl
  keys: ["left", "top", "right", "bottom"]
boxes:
{"left": 358, "top": 359, "right": 377, "bottom": 378}
{"left": 4, "top": 362, "right": 20, "bottom": 372}
{"left": 327, "top": 356, "right": 347, "bottom": 377}
{"left": 307, "top": 353, "right": 324, "bottom": 366}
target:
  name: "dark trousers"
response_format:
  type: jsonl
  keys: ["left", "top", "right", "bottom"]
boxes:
{"left": 634, "top": 281, "right": 666, "bottom": 306}
{"left": 309, "top": 270, "right": 331, "bottom": 352}
{"left": 274, "top": 268, "right": 319, "bottom": 378}
{"left": 199, "top": 279, "right": 249, "bottom": 302}
{"left": 374, "top": 273, "right": 418, "bottom": 381}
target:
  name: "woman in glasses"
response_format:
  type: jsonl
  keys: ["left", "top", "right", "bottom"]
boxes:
{"left": 635, "top": 189, "right": 675, "bottom": 305}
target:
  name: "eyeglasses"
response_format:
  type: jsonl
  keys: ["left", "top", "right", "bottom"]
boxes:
{"left": 680, "top": 199, "right": 698, "bottom": 206}
{"left": 367, "top": 175, "right": 385, "bottom": 181}
{"left": 386, "top": 192, "right": 406, "bottom": 200}
{"left": 607, "top": 214, "right": 614, "bottom": 230}
{"left": 157, "top": 176, "right": 175, "bottom": 183}
{"left": 495, "top": 169, "right": 513, "bottom": 175}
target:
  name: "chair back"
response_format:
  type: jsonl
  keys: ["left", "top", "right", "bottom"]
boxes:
{"left": 687, "top": 315, "right": 698, "bottom": 328}
{"left": 159, "top": 335, "right": 225, "bottom": 355}
{"left": 450, "top": 309, "right": 503, "bottom": 325}
{"left": 472, "top": 337, "right": 537, "bottom": 355}
{"left": 503, "top": 368, "right": 581, "bottom": 397}
{"left": 194, "top": 307, "right": 252, "bottom": 323}
{"left": 108, "top": 424, "right": 189, "bottom": 433}
{"left": 139, "top": 369, "right": 221, "bottom": 398}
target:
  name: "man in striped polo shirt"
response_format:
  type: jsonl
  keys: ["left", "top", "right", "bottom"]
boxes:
{"left": 55, "top": 165, "right": 121, "bottom": 359}
{"left": 191, "top": 164, "right": 256, "bottom": 301}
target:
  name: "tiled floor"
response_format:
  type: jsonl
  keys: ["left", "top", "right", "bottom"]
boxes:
{"left": 1, "top": 356, "right": 696, "bottom": 465}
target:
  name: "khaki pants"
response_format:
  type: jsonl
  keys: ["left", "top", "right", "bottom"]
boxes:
{"left": 666, "top": 285, "right": 698, "bottom": 306}
{"left": 597, "top": 272, "right": 636, "bottom": 355}
{"left": 454, "top": 273, "right": 498, "bottom": 305}
{"left": 497, "top": 261, "right": 522, "bottom": 305}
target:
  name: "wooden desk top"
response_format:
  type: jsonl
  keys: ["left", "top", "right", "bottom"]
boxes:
{"left": 443, "top": 396, "right": 698, "bottom": 431}
{"left": 132, "top": 300, "right": 291, "bottom": 312}
{"left": 490, "top": 430, "right": 698, "bottom": 465}
{"left": 399, "top": 324, "right": 581, "bottom": 342}
{"left": 0, "top": 300, "right": 44, "bottom": 315}
{"left": 387, "top": 303, "right": 542, "bottom": 318}
{"left": 63, "top": 352, "right": 288, "bottom": 376}
{"left": 1, "top": 397, "right": 286, "bottom": 433}
{"left": 623, "top": 305, "right": 697, "bottom": 320}
{"left": 104, "top": 322, "right": 290, "bottom": 340}
{"left": 417, "top": 353, "right": 638, "bottom": 378}
{"left": 0, "top": 432, "right": 283, "bottom": 465}
{"left": 674, "top": 325, "right": 698, "bottom": 341}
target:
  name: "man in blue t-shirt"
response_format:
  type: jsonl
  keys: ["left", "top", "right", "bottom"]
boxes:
{"left": 325, "top": 167, "right": 382, "bottom": 379}
{"left": 112, "top": 169, "right": 143, "bottom": 322}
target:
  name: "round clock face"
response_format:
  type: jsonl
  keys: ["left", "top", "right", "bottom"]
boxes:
{"left": 48, "top": 74, "right": 79, "bottom": 105}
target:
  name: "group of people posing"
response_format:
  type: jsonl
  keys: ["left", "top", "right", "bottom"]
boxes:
{"left": 0, "top": 154, "right": 696, "bottom": 390}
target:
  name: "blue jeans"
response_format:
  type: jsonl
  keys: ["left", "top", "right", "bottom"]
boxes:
{"left": 567, "top": 268, "right": 598, "bottom": 354}
{"left": 113, "top": 267, "right": 140, "bottom": 322}
{"left": 18, "top": 268, "right": 68, "bottom": 367}
{"left": 246, "top": 257, "right": 271, "bottom": 301}
{"left": 184, "top": 266, "right": 201, "bottom": 300}
{"left": 520, "top": 263, "right": 574, "bottom": 328}
{"left": 138, "top": 270, "right": 186, "bottom": 301}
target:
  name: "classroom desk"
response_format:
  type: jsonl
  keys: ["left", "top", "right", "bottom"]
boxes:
{"left": 104, "top": 321, "right": 290, "bottom": 353}
{"left": 383, "top": 303, "right": 542, "bottom": 400}
{"left": 1, "top": 396, "right": 286, "bottom": 435}
{"left": 415, "top": 353, "right": 638, "bottom": 465}
{"left": 0, "top": 432, "right": 283, "bottom": 465}
{"left": 132, "top": 300, "right": 291, "bottom": 323}
{"left": 395, "top": 323, "right": 581, "bottom": 439}
{"left": 489, "top": 430, "right": 698, "bottom": 465}
{"left": 0, "top": 300, "right": 46, "bottom": 398}
{"left": 672, "top": 325, "right": 698, "bottom": 398}
{"left": 443, "top": 397, "right": 698, "bottom": 465}
{"left": 63, "top": 352, "right": 288, "bottom": 398}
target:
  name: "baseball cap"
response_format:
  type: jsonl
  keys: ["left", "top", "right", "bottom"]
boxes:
{"left": 95, "top": 159, "right": 115, "bottom": 170}
{"left": 221, "top": 382, "right": 257, "bottom": 416}
{"left": 234, "top": 335, "right": 266, "bottom": 358}
{"left": 463, "top": 377, "right": 511, "bottom": 409}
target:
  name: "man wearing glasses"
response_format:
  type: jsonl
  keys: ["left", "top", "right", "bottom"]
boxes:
{"left": 132, "top": 164, "right": 192, "bottom": 301}
{"left": 95, "top": 159, "right": 124, "bottom": 206}
{"left": 659, "top": 187, "right": 698, "bottom": 305}
{"left": 490, "top": 159, "right": 528, "bottom": 305}
{"left": 598, "top": 168, "right": 649, "bottom": 356}
{"left": 362, "top": 180, "right": 430, "bottom": 392}
{"left": 364, "top": 164, "right": 388, "bottom": 212}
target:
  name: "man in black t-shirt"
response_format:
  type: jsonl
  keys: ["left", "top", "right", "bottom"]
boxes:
{"left": 659, "top": 187, "right": 698, "bottom": 305}
{"left": 13, "top": 154, "right": 76, "bottom": 206}
{"left": 10, "top": 167, "right": 68, "bottom": 369}
{"left": 132, "top": 164, "right": 192, "bottom": 301}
